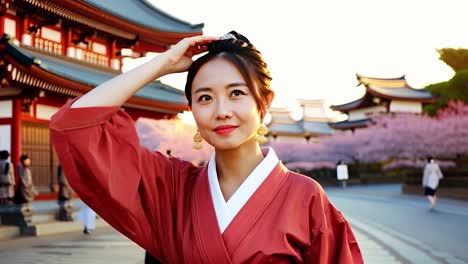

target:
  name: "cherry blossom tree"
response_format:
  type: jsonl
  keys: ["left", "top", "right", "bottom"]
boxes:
{"left": 269, "top": 101, "right": 468, "bottom": 170}
{"left": 136, "top": 118, "right": 213, "bottom": 165}
{"left": 356, "top": 101, "right": 468, "bottom": 162}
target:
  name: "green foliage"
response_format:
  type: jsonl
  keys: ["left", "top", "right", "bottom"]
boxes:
{"left": 447, "top": 70, "right": 468, "bottom": 100}
{"left": 437, "top": 48, "right": 468, "bottom": 71}
{"left": 424, "top": 70, "right": 468, "bottom": 115}
{"left": 424, "top": 81, "right": 448, "bottom": 115}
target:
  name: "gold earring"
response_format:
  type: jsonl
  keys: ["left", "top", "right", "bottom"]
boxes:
{"left": 256, "top": 124, "right": 268, "bottom": 144}
{"left": 193, "top": 129, "right": 203, "bottom": 150}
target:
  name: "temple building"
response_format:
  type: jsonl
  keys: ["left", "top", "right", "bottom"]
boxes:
{"left": 267, "top": 99, "right": 333, "bottom": 143}
{"left": 330, "top": 74, "right": 436, "bottom": 131}
{"left": 0, "top": 0, "right": 203, "bottom": 195}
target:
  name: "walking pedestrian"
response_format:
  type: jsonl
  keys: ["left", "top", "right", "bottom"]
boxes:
{"left": 0, "top": 150, "right": 15, "bottom": 205}
{"left": 77, "top": 202, "right": 96, "bottom": 234}
{"left": 51, "top": 31, "right": 363, "bottom": 263}
{"left": 57, "top": 164, "right": 74, "bottom": 221}
{"left": 15, "top": 155, "right": 37, "bottom": 204}
{"left": 337, "top": 160, "right": 349, "bottom": 188}
{"left": 422, "top": 157, "right": 444, "bottom": 209}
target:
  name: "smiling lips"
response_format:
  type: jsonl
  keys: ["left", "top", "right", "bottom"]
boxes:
{"left": 213, "top": 125, "right": 238, "bottom": 135}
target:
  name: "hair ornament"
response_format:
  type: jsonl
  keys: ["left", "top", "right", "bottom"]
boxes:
{"left": 219, "top": 33, "right": 237, "bottom": 40}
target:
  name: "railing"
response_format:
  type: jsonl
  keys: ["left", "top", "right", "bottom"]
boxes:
{"left": 68, "top": 47, "right": 109, "bottom": 67}
{"left": 33, "top": 38, "right": 62, "bottom": 55}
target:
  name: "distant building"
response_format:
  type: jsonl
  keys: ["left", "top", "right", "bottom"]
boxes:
{"left": 267, "top": 99, "right": 333, "bottom": 143}
{"left": 330, "top": 74, "right": 436, "bottom": 131}
{"left": 0, "top": 0, "right": 203, "bottom": 193}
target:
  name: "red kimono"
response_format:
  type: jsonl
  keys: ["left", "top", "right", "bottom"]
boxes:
{"left": 50, "top": 99, "right": 363, "bottom": 264}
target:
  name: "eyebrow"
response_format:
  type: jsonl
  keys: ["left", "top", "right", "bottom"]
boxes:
{"left": 194, "top": 82, "right": 247, "bottom": 94}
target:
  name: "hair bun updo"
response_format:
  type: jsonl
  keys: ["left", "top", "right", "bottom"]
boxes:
{"left": 207, "top": 30, "right": 253, "bottom": 54}
{"left": 185, "top": 30, "right": 273, "bottom": 121}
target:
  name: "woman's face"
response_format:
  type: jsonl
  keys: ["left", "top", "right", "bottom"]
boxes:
{"left": 191, "top": 57, "right": 261, "bottom": 150}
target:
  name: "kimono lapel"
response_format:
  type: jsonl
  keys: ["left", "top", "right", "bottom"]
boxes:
{"left": 192, "top": 166, "right": 232, "bottom": 264}
{"left": 222, "top": 162, "right": 289, "bottom": 255}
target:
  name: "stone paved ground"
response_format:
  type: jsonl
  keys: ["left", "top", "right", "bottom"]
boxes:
{"left": 0, "top": 224, "right": 405, "bottom": 264}
{"left": 0, "top": 230, "right": 144, "bottom": 264}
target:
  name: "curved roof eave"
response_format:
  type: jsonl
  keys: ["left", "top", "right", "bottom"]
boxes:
{"left": 365, "top": 85, "right": 436, "bottom": 103}
{"left": 1, "top": 35, "right": 188, "bottom": 112}
{"left": 356, "top": 73, "right": 406, "bottom": 81}
{"left": 330, "top": 95, "right": 367, "bottom": 112}
{"left": 329, "top": 118, "right": 374, "bottom": 129}
{"left": 82, "top": 0, "right": 203, "bottom": 34}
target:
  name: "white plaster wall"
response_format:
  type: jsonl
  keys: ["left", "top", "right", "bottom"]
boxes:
{"left": 348, "top": 105, "right": 387, "bottom": 121}
{"left": 41, "top": 27, "right": 61, "bottom": 42}
{"left": 0, "top": 125, "right": 11, "bottom": 152}
{"left": 0, "top": 100, "right": 12, "bottom": 118}
{"left": 4, "top": 17, "right": 16, "bottom": 37}
{"left": 36, "top": 104, "right": 60, "bottom": 120}
{"left": 390, "top": 100, "right": 422, "bottom": 113}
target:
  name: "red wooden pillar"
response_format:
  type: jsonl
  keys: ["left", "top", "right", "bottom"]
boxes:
{"left": 0, "top": 16, "right": 4, "bottom": 36}
{"left": 20, "top": 17, "right": 27, "bottom": 39}
{"left": 11, "top": 98, "right": 21, "bottom": 182}
{"left": 63, "top": 27, "right": 72, "bottom": 56}
{"left": 110, "top": 39, "right": 120, "bottom": 70}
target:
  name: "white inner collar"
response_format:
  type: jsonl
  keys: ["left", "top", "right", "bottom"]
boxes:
{"left": 207, "top": 147, "right": 279, "bottom": 233}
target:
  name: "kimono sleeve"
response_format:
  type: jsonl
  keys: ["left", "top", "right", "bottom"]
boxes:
{"left": 304, "top": 189, "right": 364, "bottom": 264}
{"left": 49, "top": 98, "right": 192, "bottom": 261}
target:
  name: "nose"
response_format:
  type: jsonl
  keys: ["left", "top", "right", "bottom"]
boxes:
{"left": 216, "top": 99, "right": 232, "bottom": 120}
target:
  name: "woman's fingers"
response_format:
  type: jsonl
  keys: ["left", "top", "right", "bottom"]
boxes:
{"left": 184, "top": 35, "right": 218, "bottom": 50}
{"left": 186, "top": 44, "right": 209, "bottom": 55}
{"left": 192, "top": 46, "right": 209, "bottom": 56}
{"left": 163, "top": 35, "right": 218, "bottom": 73}
{"left": 188, "top": 35, "right": 219, "bottom": 45}
{"left": 171, "top": 35, "right": 217, "bottom": 58}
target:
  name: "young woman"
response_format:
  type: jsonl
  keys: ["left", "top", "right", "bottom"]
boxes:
{"left": 50, "top": 31, "right": 363, "bottom": 263}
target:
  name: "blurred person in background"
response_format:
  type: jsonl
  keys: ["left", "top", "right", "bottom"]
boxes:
{"left": 0, "top": 150, "right": 15, "bottom": 205}
{"left": 57, "top": 164, "right": 74, "bottom": 221}
{"left": 15, "top": 154, "right": 37, "bottom": 204}
{"left": 337, "top": 160, "right": 349, "bottom": 188}
{"left": 78, "top": 202, "right": 96, "bottom": 234}
{"left": 422, "top": 157, "right": 444, "bottom": 209}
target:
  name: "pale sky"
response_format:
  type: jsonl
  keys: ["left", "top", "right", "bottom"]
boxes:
{"left": 126, "top": 0, "right": 467, "bottom": 112}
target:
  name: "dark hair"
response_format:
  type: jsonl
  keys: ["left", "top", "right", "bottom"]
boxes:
{"left": 185, "top": 31, "right": 273, "bottom": 121}
{"left": 20, "top": 155, "right": 29, "bottom": 162}
{"left": 427, "top": 156, "right": 433, "bottom": 162}
{"left": 0, "top": 150, "right": 9, "bottom": 160}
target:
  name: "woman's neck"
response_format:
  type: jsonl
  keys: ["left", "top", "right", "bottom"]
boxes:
{"left": 215, "top": 140, "right": 264, "bottom": 201}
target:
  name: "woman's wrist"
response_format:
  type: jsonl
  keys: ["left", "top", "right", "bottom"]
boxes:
{"left": 150, "top": 51, "right": 177, "bottom": 77}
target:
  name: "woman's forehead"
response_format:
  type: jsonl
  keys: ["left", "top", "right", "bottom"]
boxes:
{"left": 192, "top": 57, "right": 246, "bottom": 89}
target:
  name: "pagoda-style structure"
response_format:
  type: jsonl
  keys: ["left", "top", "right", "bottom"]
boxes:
{"left": 0, "top": 0, "right": 203, "bottom": 194}
{"left": 330, "top": 74, "right": 436, "bottom": 131}
{"left": 268, "top": 99, "right": 333, "bottom": 143}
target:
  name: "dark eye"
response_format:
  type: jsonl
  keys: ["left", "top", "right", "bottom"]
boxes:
{"left": 197, "top": 95, "right": 212, "bottom": 102}
{"left": 231, "top": 89, "right": 246, "bottom": 97}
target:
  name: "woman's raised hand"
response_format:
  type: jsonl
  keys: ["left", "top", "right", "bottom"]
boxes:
{"left": 70, "top": 36, "right": 218, "bottom": 108}
{"left": 162, "top": 35, "right": 219, "bottom": 74}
